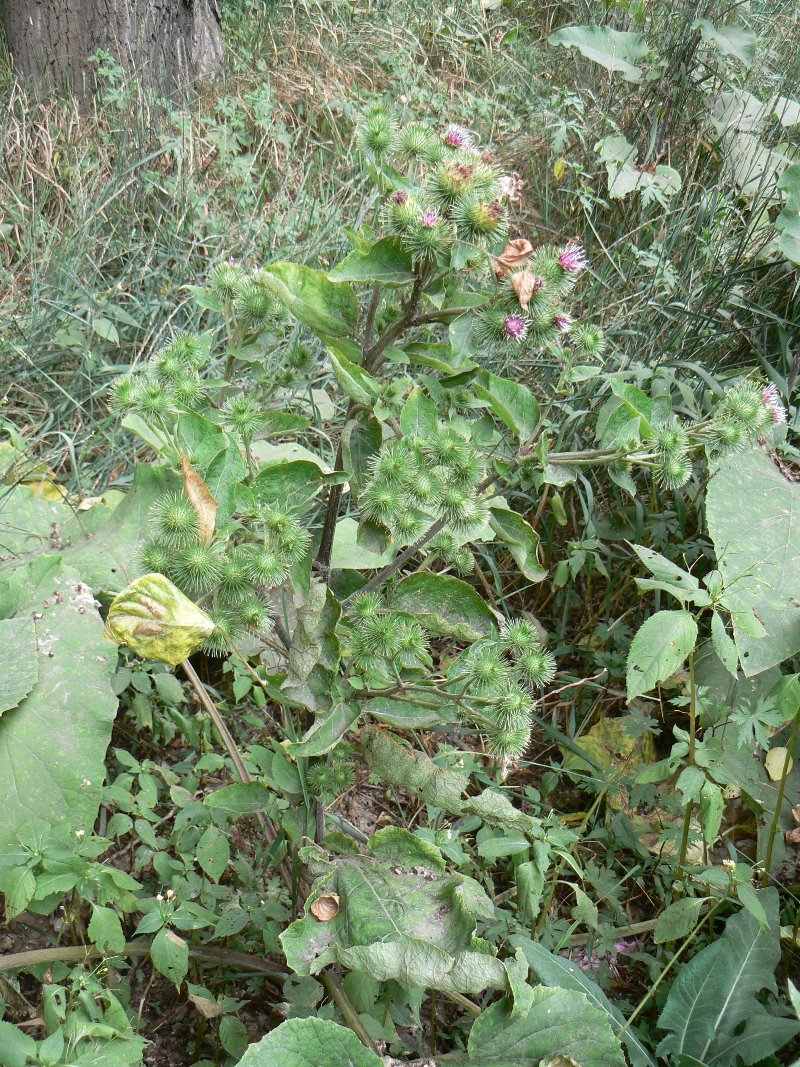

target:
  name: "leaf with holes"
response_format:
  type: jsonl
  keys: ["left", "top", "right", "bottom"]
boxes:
{"left": 626, "top": 610, "right": 698, "bottom": 701}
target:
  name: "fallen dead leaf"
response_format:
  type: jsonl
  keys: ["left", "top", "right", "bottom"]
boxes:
{"left": 310, "top": 893, "right": 340, "bottom": 922}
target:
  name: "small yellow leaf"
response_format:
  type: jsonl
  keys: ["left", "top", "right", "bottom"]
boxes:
{"left": 181, "top": 454, "right": 217, "bottom": 544}
{"left": 765, "top": 746, "right": 793, "bottom": 781}
{"left": 553, "top": 158, "right": 567, "bottom": 181}
{"left": 104, "top": 573, "right": 215, "bottom": 666}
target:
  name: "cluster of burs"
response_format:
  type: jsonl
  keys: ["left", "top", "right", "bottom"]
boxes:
{"left": 138, "top": 489, "right": 310, "bottom": 655}
{"left": 639, "top": 379, "right": 787, "bottom": 490}
{"left": 358, "top": 107, "right": 606, "bottom": 359}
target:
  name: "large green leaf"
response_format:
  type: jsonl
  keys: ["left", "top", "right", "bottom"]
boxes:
{"left": 626, "top": 609, "right": 698, "bottom": 700}
{"left": 474, "top": 371, "right": 540, "bottom": 443}
{"left": 0, "top": 618, "right": 38, "bottom": 717}
{"left": 391, "top": 573, "right": 498, "bottom": 641}
{"left": 330, "top": 518, "right": 394, "bottom": 570}
{"left": 253, "top": 263, "right": 358, "bottom": 338}
{"left": 282, "top": 580, "right": 341, "bottom": 711}
{"left": 489, "top": 507, "right": 547, "bottom": 582}
{"left": 362, "top": 727, "right": 543, "bottom": 837}
{"left": 327, "top": 346, "right": 381, "bottom": 406}
{"left": 57, "top": 465, "right": 177, "bottom": 595}
{"left": 0, "top": 560, "right": 118, "bottom": 852}
{"left": 286, "top": 701, "right": 362, "bottom": 758}
{"left": 280, "top": 828, "right": 508, "bottom": 996}
{"left": 467, "top": 986, "right": 626, "bottom": 1066}
{"left": 548, "top": 24, "right": 649, "bottom": 83}
{"left": 657, "top": 889, "right": 797, "bottom": 1065}
{"left": 328, "top": 237, "right": 416, "bottom": 287}
{"left": 239, "top": 1018, "right": 382, "bottom": 1067}
{"left": 695, "top": 19, "right": 757, "bottom": 66}
{"left": 510, "top": 936, "right": 656, "bottom": 1067}
{"left": 706, "top": 448, "right": 800, "bottom": 675}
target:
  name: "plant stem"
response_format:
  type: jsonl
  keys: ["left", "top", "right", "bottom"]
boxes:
{"left": 677, "top": 648, "right": 697, "bottom": 877}
{"left": 0, "top": 942, "right": 286, "bottom": 979}
{"left": 321, "top": 971, "right": 380, "bottom": 1053}
{"left": 181, "top": 660, "right": 294, "bottom": 891}
{"left": 762, "top": 698, "right": 800, "bottom": 884}
{"left": 620, "top": 900, "right": 722, "bottom": 1035}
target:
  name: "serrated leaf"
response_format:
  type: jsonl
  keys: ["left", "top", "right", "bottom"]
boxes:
{"left": 104, "top": 573, "right": 215, "bottom": 666}
{"left": 626, "top": 610, "right": 698, "bottom": 701}
{"left": 711, "top": 611, "right": 739, "bottom": 676}
{"left": 239, "top": 1017, "right": 382, "bottom": 1066}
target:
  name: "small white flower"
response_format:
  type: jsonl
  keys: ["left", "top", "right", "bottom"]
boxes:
{"left": 75, "top": 829, "right": 85, "bottom": 838}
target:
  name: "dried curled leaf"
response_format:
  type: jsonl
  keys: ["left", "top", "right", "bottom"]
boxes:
{"left": 104, "top": 573, "right": 214, "bottom": 666}
{"left": 310, "top": 893, "right": 340, "bottom": 922}
{"left": 510, "top": 268, "right": 537, "bottom": 310}
{"left": 181, "top": 453, "right": 217, "bottom": 544}
{"left": 493, "top": 238, "right": 534, "bottom": 278}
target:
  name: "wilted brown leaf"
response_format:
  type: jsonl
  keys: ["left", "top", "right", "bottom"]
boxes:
{"left": 188, "top": 994, "right": 224, "bottom": 1019}
{"left": 493, "top": 238, "right": 534, "bottom": 278}
{"left": 310, "top": 893, "right": 340, "bottom": 922}
{"left": 510, "top": 269, "right": 539, "bottom": 309}
{"left": 181, "top": 453, "right": 217, "bottom": 544}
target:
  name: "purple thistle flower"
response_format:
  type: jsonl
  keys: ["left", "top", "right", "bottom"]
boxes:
{"left": 504, "top": 314, "right": 529, "bottom": 343}
{"left": 763, "top": 384, "right": 787, "bottom": 424}
{"left": 443, "top": 123, "right": 475, "bottom": 150}
{"left": 420, "top": 210, "right": 439, "bottom": 228}
{"left": 554, "top": 313, "right": 573, "bottom": 334}
{"left": 392, "top": 190, "right": 409, "bottom": 205}
{"left": 225, "top": 257, "right": 238, "bottom": 267}
{"left": 558, "top": 241, "right": 587, "bottom": 273}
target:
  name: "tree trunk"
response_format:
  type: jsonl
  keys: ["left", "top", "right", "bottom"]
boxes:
{"left": 0, "top": 0, "right": 223, "bottom": 94}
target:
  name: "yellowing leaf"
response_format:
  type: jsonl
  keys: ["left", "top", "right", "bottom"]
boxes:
{"left": 104, "top": 573, "right": 214, "bottom": 666}
{"left": 765, "top": 746, "right": 793, "bottom": 781}
{"left": 553, "top": 158, "right": 567, "bottom": 181}
{"left": 181, "top": 453, "right": 217, "bottom": 544}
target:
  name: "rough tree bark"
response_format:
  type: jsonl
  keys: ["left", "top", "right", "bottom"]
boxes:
{"left": 0, "top": 0, "right": 223, "bottom": 94}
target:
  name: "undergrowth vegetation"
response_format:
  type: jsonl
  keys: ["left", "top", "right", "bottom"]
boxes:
{"left": 2, "top": 1, "right": 800, "bottom": 1065}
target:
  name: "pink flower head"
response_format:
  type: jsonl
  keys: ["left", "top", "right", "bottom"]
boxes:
{"left": 555, "top": 312, "right": 573, "bottom": 334}
{"left": 762, "top": 384, "right": 787, "bottom": 424}
{"left": 504, "top": 314, "right": 529, "bottom": 343}
{"left": 559, "top": 241, "right": 587, "bottom": 273}
{"left": 443, "top": 123, "right": 475, "bottom": 150}
{"left": 225, "top": 257, "right": 238, "bottom": 267}
{"left": 392, "top": 190, "right": 409, "bottom": 205}
{"left": 532, "top": 275, "right": 545, "bottom": 292}
{"left": 420, "top": 210, "right": 439, "bottom": 228}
